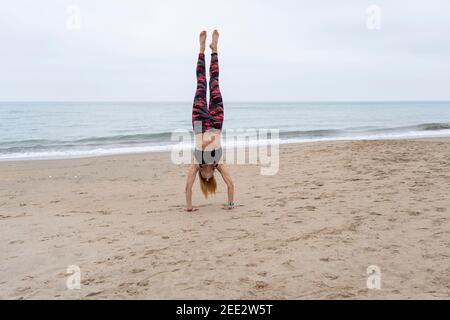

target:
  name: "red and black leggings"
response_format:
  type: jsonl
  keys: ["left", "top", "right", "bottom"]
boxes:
{"left": 192, "top": 53, "right": 224, "bottom": 134}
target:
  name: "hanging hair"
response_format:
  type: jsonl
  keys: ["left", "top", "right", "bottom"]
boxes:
{"left": 198, "top": 171, "right": 217, "bottom": 198}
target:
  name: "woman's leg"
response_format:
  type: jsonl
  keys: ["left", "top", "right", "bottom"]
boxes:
{"left": 208, "top": 31, "right": 224, "bottom": 131}
{"left": 192, "top": 32, "right": 208, "bottom": 134}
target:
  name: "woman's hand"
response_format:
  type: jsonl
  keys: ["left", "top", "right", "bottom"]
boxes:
{"left": 222, "top": 201, "right": 235, "bottom": 210}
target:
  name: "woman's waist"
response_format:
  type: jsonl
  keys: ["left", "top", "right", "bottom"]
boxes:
{"left": 194, "top": 147, "right": 223, "bottom": 164}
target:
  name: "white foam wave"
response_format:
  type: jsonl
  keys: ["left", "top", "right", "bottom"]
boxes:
{"left": 1, "top": 129, "right": 450, "bottom": 161}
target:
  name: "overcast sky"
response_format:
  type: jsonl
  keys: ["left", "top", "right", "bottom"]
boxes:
{"left": 1, "top": 0, "right": 449, "bottom": 101}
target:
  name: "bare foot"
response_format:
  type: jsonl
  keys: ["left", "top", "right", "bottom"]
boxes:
{"left": 210, "top": 29, "right": 219, "bottom": 53}
{"left": 199, "top": 31, "right": 207, "bottom": 54}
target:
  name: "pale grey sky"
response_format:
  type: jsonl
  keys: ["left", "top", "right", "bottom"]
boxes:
{"left": 1, "top": 0, "right": 449, "bottom": 101}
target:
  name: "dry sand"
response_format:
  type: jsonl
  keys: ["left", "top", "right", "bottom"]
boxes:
{"left": 0, "top": 139, "right": 449, "bottom": 299}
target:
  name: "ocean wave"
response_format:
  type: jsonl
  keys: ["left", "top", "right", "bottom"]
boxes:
{"left": 0, "top": 144, "right": 175, "bottom": 161}
{"left": 1, "top": 122, "right": 450, "bottom": 160}
{"left": 74, "top": 132, "right": 174, "bottom": 145}
{"left": 0, "top": 132, "right": 175, "bottom": 150}
{"left": 417, "top": 123, "right": 450, "bottom": 130}
{"left": 278, "top": 122, "right": 450, "bottom": 138}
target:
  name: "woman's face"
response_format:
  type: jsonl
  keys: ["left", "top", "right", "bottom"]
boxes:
{"left": 200, "top": 165, "right": 214, "bottom": 180}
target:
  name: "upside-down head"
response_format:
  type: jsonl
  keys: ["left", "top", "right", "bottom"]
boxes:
{"left": 198, "top": 165, "right": 217, "bottom": 198}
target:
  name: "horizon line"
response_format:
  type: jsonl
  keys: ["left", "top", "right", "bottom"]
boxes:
{"left": 1, "top": 100, "right": 450, "bottom": 104}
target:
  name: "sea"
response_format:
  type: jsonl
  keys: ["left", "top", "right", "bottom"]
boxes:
{"left": 1, "top": 101, "right": 450, "bottom": 161}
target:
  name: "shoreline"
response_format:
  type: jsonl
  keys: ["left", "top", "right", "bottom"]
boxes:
{"left": 1, "top": 139, "right": 449, "bottom": 299}
{"left": 2, "top": 135, "right": 450, "bottom": 163}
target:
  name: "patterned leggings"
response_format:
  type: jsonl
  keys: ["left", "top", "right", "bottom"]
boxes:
{"left": 192, "top": 53, "right": 224, "bottom": 134}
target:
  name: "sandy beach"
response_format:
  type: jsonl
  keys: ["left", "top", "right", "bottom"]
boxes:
{"left": 0, "top": 139, "right": 449, "bottom": 299}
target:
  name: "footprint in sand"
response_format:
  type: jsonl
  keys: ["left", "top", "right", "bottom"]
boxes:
{"left": 9, "top": 240, "right": 24, "bottom": 245}
{"left": 137, "top": 230, "right": 155, "bottom": 236}
{"left": 295, "top": 205, "right": 316, "bottom": 211}
{"left": 85, "top": 291, "right": 104, "bottom": 297}
{"left": 131, "top": 269, "right": 145, "bottom": 274}
{"left": 281, "top": 260, "right": 295, "bottom": 270}
{"left": 137, "top": 280, "right": 149, "bottom": 287}
{"left": 323, "top": 273, "right": 339, "bottom": 280}
{"left": 254, "top": 281, "right": 268, "bottom": 290}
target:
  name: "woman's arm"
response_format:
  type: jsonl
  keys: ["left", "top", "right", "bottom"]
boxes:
{"left": 185, "top": 164, "right": 199, "bottom": 211}
{"left": 217, "top": 164, "right": 235, "bottom": 209}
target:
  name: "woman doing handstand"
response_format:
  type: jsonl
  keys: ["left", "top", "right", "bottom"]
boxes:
{"left": 185, "top": 30, "right": 235, "bottom": 212}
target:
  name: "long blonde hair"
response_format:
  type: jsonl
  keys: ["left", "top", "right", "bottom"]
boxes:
{"left": 198, "top": 172, "right": 217, "bottom": 198}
